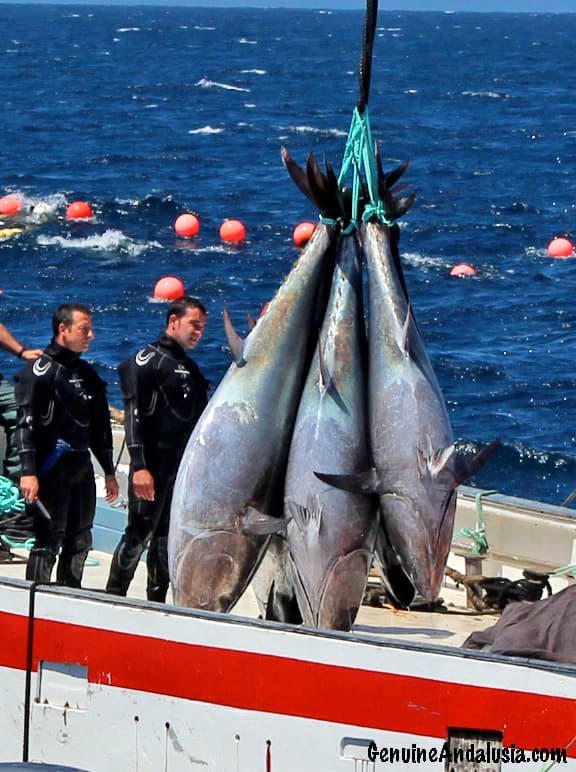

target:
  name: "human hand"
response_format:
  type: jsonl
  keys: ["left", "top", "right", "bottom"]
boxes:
{"left": 21, "top": 349, "right": 43, "bottom": 361}
{"left": 133, "top": 468, "right": 155, "bottom": 501}
{"left": 20, "top": 475, "right": 39, "bottom": 503}
{"left": 104, "top": 474, "right": 120, "bottom": 504}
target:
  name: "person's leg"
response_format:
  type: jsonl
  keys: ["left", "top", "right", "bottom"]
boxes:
{"left": 145, "top": 464, "right": 177, "bottom": 602}
{"left": 106, "top": 471, "right": 160, "bottom": 596}
{"left": 56, "top": 455, "right": 96, "bottom": 588}
{"left": 25, "top": 463, "right": 70, "bottom": 584}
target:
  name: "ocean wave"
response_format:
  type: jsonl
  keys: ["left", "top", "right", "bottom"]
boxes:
{"left": 195, "top": 78, "right": 250, "bottom": 93}
{"left": 37, "top": 229, "right": 152, "bottom": 258}
{"left": 462, "top": 90, "right": 510, "bottom": 99}
{"left": 188, "top": 126, "right": 224, "bottom": 135}
{"left": 283, "top": 125, "right": 347, "bottom": 138}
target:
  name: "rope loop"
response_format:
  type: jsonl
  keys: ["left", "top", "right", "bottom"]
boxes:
{"left": 337, "top": 106, "right": 393, "bottom": 227}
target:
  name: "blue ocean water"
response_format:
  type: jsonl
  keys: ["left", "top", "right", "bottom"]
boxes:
{"left": 1, "top": 5, "right": 576, "bottom": 506}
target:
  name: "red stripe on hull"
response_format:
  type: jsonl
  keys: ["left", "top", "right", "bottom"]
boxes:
{"left": 2, "top": 611, "right": 575, "bottom": 755}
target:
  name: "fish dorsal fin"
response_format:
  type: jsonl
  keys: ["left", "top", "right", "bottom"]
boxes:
{"left": 314, "top": 468, "right": 379, "bottom": 496}
{"left": 286, "top": 496, "right": 323, "bottom": 535}
{"left": 223, "top": 306, "right": 246, "bottom": 366}
{"left": 453, "top": 438, "right": 501, "bottom": 485}
{"left": 241, "top": 506, "right": 288, "bottom": 536}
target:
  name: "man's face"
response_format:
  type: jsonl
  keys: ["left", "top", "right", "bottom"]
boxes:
{"left": 59, "top": 311, "right": 95, "bottom": 353}
{"left": 168, "top": 307, "right": 206, "bottom": 351}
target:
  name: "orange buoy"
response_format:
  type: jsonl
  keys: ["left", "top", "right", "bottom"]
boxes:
{"left": 449, "top": 263, "right": 476, "bottom": 277}
{"left": 220, "top": 219, "right": 246, "bottom": 243}
{"left": 293, "top": 221, "right": 316, "bottom": 247}
{"left": 153, "top": 276, "right": 185, "bottom": 301}
{"left": 0, "top": 195, "right": 22, "bottom": 215}
{"left": 547, "top": 237, "right": 574, "bottom": 258}
{"left": 66, "top": 201, "right": 93, "bottom": 220}
{"left": 175, "top": 213, "right": 200, "bottom": 238}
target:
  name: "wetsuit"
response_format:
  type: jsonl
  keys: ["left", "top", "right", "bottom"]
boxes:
{"left": 106, "top": 332, "right": 208, "bottom": 601}
{"left": 15, "top": 341, "right": 115, "bottom": 586}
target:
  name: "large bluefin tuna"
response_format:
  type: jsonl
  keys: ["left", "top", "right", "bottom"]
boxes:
{"left": 168, "top": 170, "right": 339, "bottom": 611}
{"left": 358, "top": 214, "right": 497, "bottom": 604}
{"left": 284, "top": 229, "right": 378, "bottom": 631}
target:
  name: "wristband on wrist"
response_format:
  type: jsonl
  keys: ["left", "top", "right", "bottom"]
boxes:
{"left": 16, "top": 346, "right": 25, "bottom": 359}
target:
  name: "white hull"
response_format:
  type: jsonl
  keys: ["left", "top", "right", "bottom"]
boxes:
{"left": 0, "top": 485, "right": 575, "bottom": 771}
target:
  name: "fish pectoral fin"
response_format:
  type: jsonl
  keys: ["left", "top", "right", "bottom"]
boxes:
{"left": 223, "top": 306, "right": 247, "bottom": 366}
{"left": 399, "top": 304, "right": 411, "bottom": 356}
{"left": 314, "top": 468, "right": 379, "bottom": 496}
{"left": 454, "top": 437, "right": 501, "bottom": 485}
{"left": 317, "top": 345, "right": 350, "bottom": 414}
{"left": 242, "top": 506, "right": 288, "bottom": 536}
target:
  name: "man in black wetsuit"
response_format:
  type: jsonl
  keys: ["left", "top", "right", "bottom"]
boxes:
{"left": 15, "top": 303, "right": 119, "bottom": 586}
{"left": 106, "top": 296, "right": 209, "bottom": 602}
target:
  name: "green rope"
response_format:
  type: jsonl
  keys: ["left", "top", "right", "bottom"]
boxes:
{"left": 452, "top": 489, "right": 499, "bottom": 556}
{"left": 336, "top": 106, "right": 394, "bottom": 229}
{"left": 0, "top": 475, "right": 26, "bottom": 514}
{"left": 551, "top": 563, "right": 576, "bottom": 579}
{"left": 1, "top": 534, "right": 35, "bottom": 551}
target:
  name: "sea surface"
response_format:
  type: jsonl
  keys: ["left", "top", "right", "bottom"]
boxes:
{"left": 1, "top": 4, "right": 576, "bottom": 507}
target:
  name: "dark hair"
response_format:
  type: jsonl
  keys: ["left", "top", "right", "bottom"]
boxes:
{"left": 52, "top": 303, "right": 92, "bottom": 336}
{"left": 165, "top": 295, "right": 207, "bottom": 325}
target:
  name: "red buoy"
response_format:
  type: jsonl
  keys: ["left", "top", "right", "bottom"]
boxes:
{"left": 175, "top": 213, "right": 200, "bottom": 238}
{"left": 449, "top": 263, "right": 476, "bottom": 277}
{"left": 0, "top": 195, "right": 22, "bottom": 215}
{"left": 66, "top": 201, "right": 93, "bottom": 220}
{"left": 293, "top": 221, "right": 316, "bottom": 247}
{"left": 220, "top": 219, "right": 246, "bottom": 243}
{"left": 547, "top": 237, "right": 574, "bottom": 259}
{"left": 153, "top": 276, "right": 185, "bottom": 301}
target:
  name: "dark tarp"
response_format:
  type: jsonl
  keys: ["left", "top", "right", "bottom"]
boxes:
{"left": 463, "top": 584, "right": 576, "bottom": 664}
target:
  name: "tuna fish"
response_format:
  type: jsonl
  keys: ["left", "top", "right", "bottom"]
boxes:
{"left": 284, "top": 229, "right": 378, "bottom": 631}
{"left": 168, "top": 152, "right": 341, "bottom": 612}
{"left": 359, "top": 212, "right": 497, "bottom": 604}
{"left": 316, "top": 156, "right": 497, "bottom": 606}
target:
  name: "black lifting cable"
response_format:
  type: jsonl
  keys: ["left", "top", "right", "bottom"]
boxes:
{"left": 357, "top": 0, "right": 379, "bottom": 115}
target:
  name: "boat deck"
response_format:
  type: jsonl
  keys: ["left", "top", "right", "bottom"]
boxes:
{"left": 1, "top": 469, "right": 574, "bottom": 650}
{"left": 0, "top": 542, "right": 506, "bottom": 649}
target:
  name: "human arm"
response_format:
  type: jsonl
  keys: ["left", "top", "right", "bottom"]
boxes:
{"left": 14, "top": 363, "right": 43, "bottom": 478}
{"left": 0, "top": 323, "right": 42, "bottom": 360}
{"left": 88, "top": 370, "right": 116, "bottom": 478}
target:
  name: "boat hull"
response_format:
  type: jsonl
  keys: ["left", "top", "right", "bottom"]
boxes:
{"left": 0, "top": 572, "right": 574, "bottom": 771}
